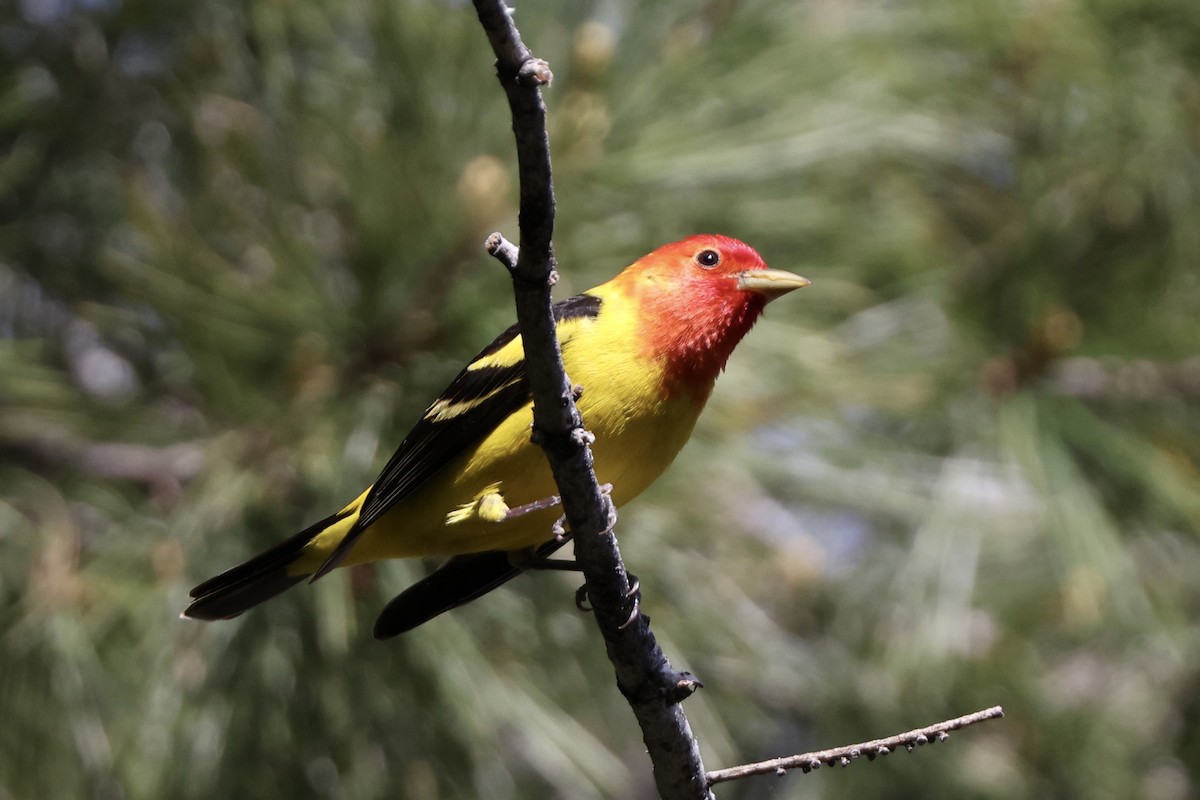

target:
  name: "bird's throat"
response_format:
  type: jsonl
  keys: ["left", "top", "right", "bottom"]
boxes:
{"left": 644, "top": 290, "right": 766, "bottom": 398}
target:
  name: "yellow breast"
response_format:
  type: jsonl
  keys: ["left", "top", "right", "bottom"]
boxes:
{"left": 333, "top": 282, "right": 709, "bottom": 564}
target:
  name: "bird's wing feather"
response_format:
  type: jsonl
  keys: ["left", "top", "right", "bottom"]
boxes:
{"left": 311, "top": 293, "right": 602, "bottom": 579}
{"left": 372, "top": 535, "right": 570, "bottom": 639}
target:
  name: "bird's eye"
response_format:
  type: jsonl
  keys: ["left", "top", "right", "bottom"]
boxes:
{"left": 695, "top": 249, "right": 721, "bottom": 269}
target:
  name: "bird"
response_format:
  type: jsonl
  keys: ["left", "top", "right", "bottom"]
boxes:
{"left": 183, "top": 234, "right": 809, "bottom": 638}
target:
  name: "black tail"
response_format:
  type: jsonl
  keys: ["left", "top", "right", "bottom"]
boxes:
{"left": 183, "top": 512, "right": 346, "bottom": 621}
{"left": 373, "top": 537, "right": 569, "bottom": 639}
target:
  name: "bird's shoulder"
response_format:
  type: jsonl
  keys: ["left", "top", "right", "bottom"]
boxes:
{"left": 464, "top": 292, "right": 604, "bottom": 372}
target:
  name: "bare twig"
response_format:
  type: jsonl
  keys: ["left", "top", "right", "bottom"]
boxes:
{"left": 472, "top": 3, "right": 713, "bottom": 798}
{"left": 706, "top": 706, "right": 1005, "bottom": 786}
{"left": 483, "top": 231, "right": 520, "bottom": 273}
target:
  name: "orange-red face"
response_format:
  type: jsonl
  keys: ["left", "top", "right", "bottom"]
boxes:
{"left": 623, "top": 234, "right": 809, "bottom": 303}
{"left": 618, "top": 234, "right": 810, "bottom": 391}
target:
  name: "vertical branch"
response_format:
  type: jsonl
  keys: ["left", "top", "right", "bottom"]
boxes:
{"left": 471, "top": 3, "right": 714, "bottom": 798}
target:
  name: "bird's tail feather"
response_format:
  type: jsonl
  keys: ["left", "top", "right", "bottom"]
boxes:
{"left": 183, "top": 511, "right": 348, "bottom": 621}
{"left": 373, "top": 537, "right": 569, "bottom": 639}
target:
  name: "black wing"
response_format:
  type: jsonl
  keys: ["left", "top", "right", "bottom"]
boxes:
{"left": 372, "top": 535, "right": 570, "bottom": 638}
{"left": 310, "top": 293, "right": 602, "bottom": 579}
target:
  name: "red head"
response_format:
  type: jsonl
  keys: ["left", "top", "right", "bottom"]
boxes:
{"left": 609, "top": 234, "right": 810, "bottom": 395}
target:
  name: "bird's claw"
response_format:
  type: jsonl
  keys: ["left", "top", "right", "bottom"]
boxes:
{"left": 618, "top": 596, "right": 641, "bottom": 630}
{"left": 618, "top": 572, "right": 641, "bottom": 629}
{"left": 575, "top": 583, "right": 592, "bottom": 612}
{"left": 573, "top": 572, "right": 641, "bottom": 628}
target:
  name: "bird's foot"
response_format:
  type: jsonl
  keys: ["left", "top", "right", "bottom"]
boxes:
{"left": 575, "top": 572, "right": 641, "bottom": 630}
{"left": 559, "top": 482, "right": 614, "bottom": 536}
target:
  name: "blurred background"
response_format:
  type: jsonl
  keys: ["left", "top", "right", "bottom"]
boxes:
{"left": 2, "top": 0, "right": 1199, "bottom": 797}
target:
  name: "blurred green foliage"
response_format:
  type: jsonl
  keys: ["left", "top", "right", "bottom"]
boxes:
{"left": 2, "top": 0, "right": 1199, "bottom": 797}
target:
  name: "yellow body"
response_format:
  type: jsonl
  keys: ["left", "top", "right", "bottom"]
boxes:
{"left": 293, "top": 278, "right": 706, "bottom": 572}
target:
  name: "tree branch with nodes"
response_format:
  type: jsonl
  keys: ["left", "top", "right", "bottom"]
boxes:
{"left": 471, "top": 3, "right": 710, "bottom": 798}
{"left": 469, "top": 2, "right": 1004, "bottom": 796}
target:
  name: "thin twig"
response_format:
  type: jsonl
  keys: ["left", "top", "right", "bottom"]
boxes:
{"left": 706, "top": 706, "right": 1005, "bottom": 786}
{"left": 484, "top": 231, "right": 520, "bottom": 272}
{"left": 472, "top": 4, "right": 714, "bottom": 798}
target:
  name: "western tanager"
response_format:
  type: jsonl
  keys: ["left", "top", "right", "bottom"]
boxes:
{"left": 184, "top": 235, "right": 809, "bottom": 637}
